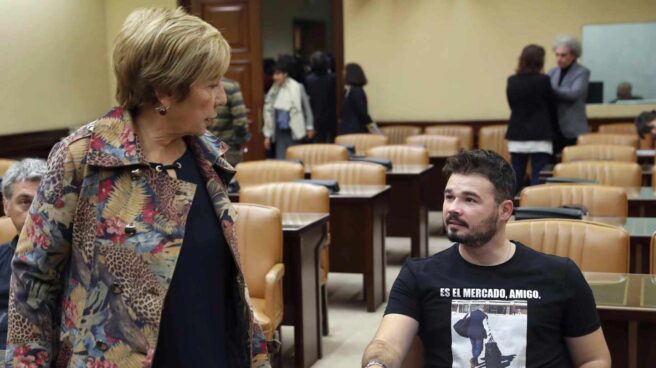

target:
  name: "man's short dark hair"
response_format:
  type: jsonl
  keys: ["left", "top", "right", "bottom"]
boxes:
{"left": 635, "top": 110, "right": 656, "bottom": 138}
{"left": 442, "top": 149, "right": 515, "bottom": 203}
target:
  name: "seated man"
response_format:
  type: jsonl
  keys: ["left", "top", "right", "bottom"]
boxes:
{"left": 0, "top": 159, "right": 46, "bottom": 358}
{"left": 362, "top": 150, "right": 610, "bottom": 368}
{"left": 610, "top": 82, "right": 643, "bottom": 103}
{"left": 635, "top": 110, "right": 656, "bottom": 141}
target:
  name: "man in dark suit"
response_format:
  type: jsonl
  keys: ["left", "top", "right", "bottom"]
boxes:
{"left": 548, "top": 35, "right": 591, "bottom": 154}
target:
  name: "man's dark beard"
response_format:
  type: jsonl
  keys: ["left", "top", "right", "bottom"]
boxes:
{"left": 444, "top": 211, "right": 499, "bottom": 248}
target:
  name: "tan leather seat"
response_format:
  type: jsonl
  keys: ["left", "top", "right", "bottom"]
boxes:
{"left": 519, "top": 184, "right": 628, "bottom": 217}
{"left": 424, "top": 125, "right": 474, "bottom": 150}
{"left": 234, "top": 203, "right": 284, "bottom": 340}
{"left": 598, "top": 123, "right": 652, "bottom": 149}
{"left": 285, "top": 144, "right": 349, "bottom": 171}
{"left": 478, "top": 124, "right": 510, "bottom": 162}
{"left": 0, "top": 159, "right": 16, "bottom": 176}
{"left": 366, "top": 145, "right": 429, "bottom": 166}
{"left": 240, "top": 182, "right": 332, "bottom": 334}
{"left": 561, "top": 145, "right": 637, "bottom": 163}
{"left": 335, "top": 133, "right": 388, "bottom": 156}
{"left": 651, "top": 231, "right": 656, "bottom": 274}
{"left": 652, "top": 166, "right": 656, "bottom": 190}
{"left": 577, "top": 133, "right": 639, "bottom": 149}
{"left": 405, "top": 134, "right": 460, "bottom": 156}
{"left": 0, "top": 217, "right": 17, "bottom": 244}
{"left": 553, "top": 161, "right": 642, "bottom": 189}
{"left": 379, "top": 125, "right": 422, "bottom": 145}
{"left": 311, "top": 161, "right": 386, "bottom": 185}
{"left": 506, "top": 219, "right": 629, "bottom": 273}
{"left": 235, "top": 160, "right": 304, "bottom": 188}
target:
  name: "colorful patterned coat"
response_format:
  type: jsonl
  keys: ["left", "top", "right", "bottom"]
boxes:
{"left": 5, "top": 108, "right": 270, "bottom": 367}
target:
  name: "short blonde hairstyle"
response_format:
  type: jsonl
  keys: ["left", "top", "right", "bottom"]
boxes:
{"left": 113, "top": 7, "right": 231, "bottom": 112}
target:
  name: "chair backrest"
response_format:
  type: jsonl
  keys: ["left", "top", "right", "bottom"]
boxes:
{"left": 598, "top": 123, "right": 636, "bottom": 135}
{"left": 335, "top": 133, "right": 389, "bottom": 156}
{"left": 240, "top": 182, "right": 330, "bottom": 214}
{"left": 366, "top": 145, "right": 429, "bottom": 166}
{"left": 311, "top": 161, "right": 386, "bottom": 185}
{"left": 0, "top": 217, "right": 17, "bottom": 244}
{"left": 561, "top": 145, "right": 637, "bottom": 163}
{"left": 0, "top": 158, "right": 16, "bottom": 176}
{"left": 233, "top": 203, "right": 282, "bottom": 298}
{"left": 478, "top": 124, "right": 510, "bottom": 162}
{"left": 519, "top": 184, "right": 628, "bottom": 217}
{"left": 405, "top": 135, "right": 460, "bottom": 156}
{"left": 424, "top": 125, "right": 474, "bottom": 150}
{"left": 379, "top": 125, "right": 423, "bottom": 145}
{"left": 235, "top": 160, "right": 304, "bottom": 188}
{"left": 552, "top": 161, "right": 642, "bottom": 188}
{"left": 506, "top": 219, "right": 629, "bottom": 273}
{"left": 285, "top": 144, "right": 349, "bottom": 170}
{"left": 577, "top": 133, "right": 639, "bottom": 149}
{"left": 651, "top": 231, "right": 656, "bottom": 274}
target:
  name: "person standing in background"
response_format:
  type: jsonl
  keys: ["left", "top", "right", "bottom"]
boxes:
{"left": 548, "top": 35, "right": 590, "bottom": 154}
{"left": 305, "top": 51, "right": 337, "bottom": 143}
{"left": 339, "top": 63, "right": 373, "bottom": 135}
{"left": 209, "top": 77, "right": 251, "bottom": 166}
{"left": 506, "top": 44, "right": 558, "bottom": 192}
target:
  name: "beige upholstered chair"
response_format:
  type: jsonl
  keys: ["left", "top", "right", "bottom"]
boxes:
{"left": 240, "top": 182, "right": 332, "bottom": 334}
{"left": 598, "top": 122, "right": 652, "bottom": 149}
{"left": 234, "top": 160, "right": 304, "bottom": 188}
{"left": 366, "top": 145, "right": 429, "bottom": 166}
{"left": 519, "top": 184, "right": 628, "bottom": 217}
{"left": 379, "top": 125, "right": 422, "bottom": 145}
{"left": 561, "top": 145, "right": 637, "bottom": 163}
{"left": 577, "top": 133, "right": 639, "bottom": 149}
{"left": 405, "top": 135, "right": 460, "bottom": 156}
{"left": 311, "top": 161, "right": 386, "bottom": 186}
{"left": 507, "top": 219, "right": 629, "bottom": 272}
{"left": 478, "top": 124, "right": 510, "bottom": 162}
{"left": 0, "top": 159, "right": 16, "bottom": 176}
{"left": 552, "top": 161, "right": 642, "bottom": 189}
{"left": 233, "top": 203, "right": 284, "bottom": 340}
{"left": 285, "top": 144, "right": 349, "bottom": 171}
{"left": 335, "top": 133, "right": 388, "bottom": 156}
{"left": 0, "top": 217, "right": 17, "bottom": 244}
{"left": 424, "top": 125, "right": 474, "bottom": 150}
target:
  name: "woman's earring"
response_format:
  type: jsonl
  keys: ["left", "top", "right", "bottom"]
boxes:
{"left": 155, "top": 105, "right": 169, "bottom": 115}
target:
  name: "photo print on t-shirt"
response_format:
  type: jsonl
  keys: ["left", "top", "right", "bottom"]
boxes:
{"left": 451, "top": 298, "right": 527, "bottom": 367}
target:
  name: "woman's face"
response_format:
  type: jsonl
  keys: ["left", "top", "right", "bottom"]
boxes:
{"left": 166, "top": 78, "right": 227, "bottom": 136}
{"left": 273, "top": 71, "right": 287, "bottom": 86}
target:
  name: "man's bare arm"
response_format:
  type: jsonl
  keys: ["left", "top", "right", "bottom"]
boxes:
{"left": 566, "top": 327, "right": 611, "bottom": 368}
{"left": 361, "top": 314, "right": 419, "bottom": 368}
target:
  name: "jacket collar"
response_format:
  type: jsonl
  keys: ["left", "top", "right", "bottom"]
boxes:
{"left": 86, "top": 107, "right": 231, "bottom": 169}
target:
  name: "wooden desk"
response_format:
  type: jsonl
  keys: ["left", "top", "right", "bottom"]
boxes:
{"left": 539, "top": 163, "right": 653, "bottom": 186}
{"left": 427, "top": 156, "right": 449, "bottom": 211}
{"left": 585, "top": 272, "right": 656, "bottom": 368}
{"left": 637, "top": 149, "right": 654, "bottom": 165}
{"left": 586, "top": 217, "right": 655, "bottom": 273}
{"left": 281, "top": 213, "right": 330, "bottom": 368}
{"left": 329, "top": 185, "right": 391, "bottom": 312}
{"left": 628, "top": 187, "right": 656, "bottom": 217}
{"left": 386, "top": 165, "right": 433, "bottom": 258}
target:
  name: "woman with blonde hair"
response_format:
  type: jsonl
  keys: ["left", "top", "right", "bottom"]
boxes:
{"left": 5, "top": 7, "right": 269, "bottom": 368}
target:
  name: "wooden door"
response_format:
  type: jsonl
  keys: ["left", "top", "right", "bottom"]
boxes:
{"left": 188, "top": 0, "right": 265, "bottom": 160}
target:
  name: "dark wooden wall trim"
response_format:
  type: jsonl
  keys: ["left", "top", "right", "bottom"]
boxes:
{"left": 0, "top": 129, "right": 69, "bottom": 159}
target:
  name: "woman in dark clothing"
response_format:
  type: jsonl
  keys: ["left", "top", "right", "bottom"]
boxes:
{"left": 305, "top": 51, "right": 337, "bottom": 142}
{"left": 339, "top": 63, "right": 373, "bottom": 134}
{"left": 506, "top": 44, "right": 558, "bottom": 192}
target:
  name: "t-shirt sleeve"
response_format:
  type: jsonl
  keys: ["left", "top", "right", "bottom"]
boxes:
{"left": 562, "top": 259, "right": 601, "bottom": 337}
{"left": 384, "top": 261, "right": 421, "bottom": 322}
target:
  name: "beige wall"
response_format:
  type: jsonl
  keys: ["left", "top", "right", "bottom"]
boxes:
{"left": 343, "top": 0, "right": 656, "bottom": 122}
{"left": 0, "top": 0, "right": 109, "bottom": 134}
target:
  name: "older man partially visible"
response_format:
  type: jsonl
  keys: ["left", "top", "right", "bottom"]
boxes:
{"left": 0, "top": 159, "right": 47, "bottom": 362}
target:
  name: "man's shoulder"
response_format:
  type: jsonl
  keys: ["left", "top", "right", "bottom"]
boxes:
{"left": 405, "top": 245, "right": 457, "bottom": 272}
{"left": 515, "top": 241, "right": 572, "bottom": 270}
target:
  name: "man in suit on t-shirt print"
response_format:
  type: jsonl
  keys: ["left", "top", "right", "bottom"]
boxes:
{"left": 361, "top": 149, "right": 611, "bottom": 368}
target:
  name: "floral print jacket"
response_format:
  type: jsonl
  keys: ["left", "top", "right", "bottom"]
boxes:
{"left": 5, "top": 108, "right": 270, "bottom": 367}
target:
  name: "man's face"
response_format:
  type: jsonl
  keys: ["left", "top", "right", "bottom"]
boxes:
{"left": 555, "top": 46, "right": 576, "bottom": 69}
{"left": 442, "top": 174, "right": 503, "bottom": 248}
{"left": 3, "top": 180, "right": 39, "bottom": 234}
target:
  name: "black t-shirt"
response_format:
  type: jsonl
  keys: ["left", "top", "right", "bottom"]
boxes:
{"left": 152, "top": 149, "right": 234, "bottom": 367}
{"left": 385, "top": 242, "right": 600, "bottom": 368}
